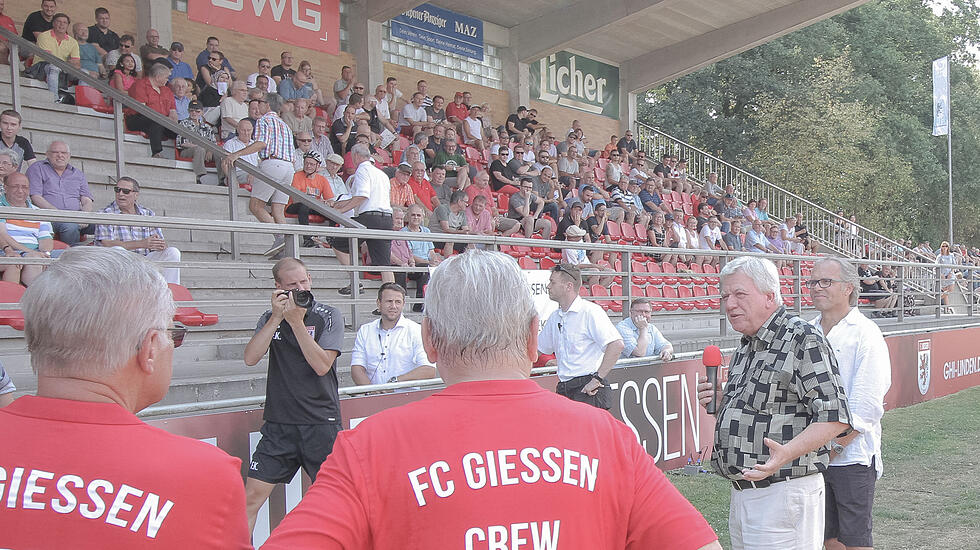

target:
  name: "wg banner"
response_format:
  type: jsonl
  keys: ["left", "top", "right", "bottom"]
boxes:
{"left": 189, "top": 0, "right": 340, "bottom": 55}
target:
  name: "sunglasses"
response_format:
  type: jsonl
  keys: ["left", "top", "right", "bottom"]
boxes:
{"left": 114, "top": 186, "right": 135, "bottom": 194}
{"left": 166, "top": 326, "right": 188, "bottom": 347}
{"left": 297, "top": 138, "right": 312, "bottom": 143}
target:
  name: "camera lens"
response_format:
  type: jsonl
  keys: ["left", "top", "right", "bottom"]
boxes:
{"left": 291, "top": 290, "right": 314, "bottom": 308}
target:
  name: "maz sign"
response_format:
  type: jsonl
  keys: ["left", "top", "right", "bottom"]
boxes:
{"left": 189, "top": 0, "right": 340, "bottom": 55}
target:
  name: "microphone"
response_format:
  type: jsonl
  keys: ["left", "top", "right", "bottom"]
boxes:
{"left": 702, "top": 345, "right": 722, "bottom": 414}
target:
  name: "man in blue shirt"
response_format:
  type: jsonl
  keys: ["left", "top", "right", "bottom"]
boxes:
{"left": 195, "top": 36, "right": 235, "bottom": 79}
{"left": 166, "top": 42, "right": 193, "bottom": 82}
{"left": 616, "top": 298, "right": 674, "bottom": 361}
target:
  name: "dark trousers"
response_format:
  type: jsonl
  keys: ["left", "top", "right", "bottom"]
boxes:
{"left": 541, "top": 201, "right": 560, "bottom": 223}
{"left": 126, "top": 113, "right": 177, "bottom": 155}
{"left": 395, "top": 270, "right": 429, "bottom": 298}
{"left": 555, "top": 374, "right": 611, "bottom": 410}
{"left": 286, "top": 203, "right": 312, "bottom": 225}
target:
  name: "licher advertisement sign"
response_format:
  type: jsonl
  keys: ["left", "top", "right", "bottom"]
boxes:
{"left": 529, "top": 51, "right": 620, "bottom": 119}
{"left": 188, "top": 0, "right": 341, "bottom": 55}
{"left": 390, "top": 3, "right": 484, "bottom": 61}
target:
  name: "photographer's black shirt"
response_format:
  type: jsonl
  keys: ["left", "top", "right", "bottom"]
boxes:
{"left": 256, "top": 300, "right": 344, "bottom": 424}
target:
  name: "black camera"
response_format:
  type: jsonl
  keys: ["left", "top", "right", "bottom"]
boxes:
{"left": 282, "top": 289, "right": 314, "bottom": 308}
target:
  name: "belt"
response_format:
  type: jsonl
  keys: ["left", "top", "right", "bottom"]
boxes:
{"left": 731, "top": 474, "right": 809, "bottom": 491}
{"left": 358, "top": 211, "right": 392, "bottom": 217}
{"left": 260, "top": 157, "right": 291, "bottom": 163}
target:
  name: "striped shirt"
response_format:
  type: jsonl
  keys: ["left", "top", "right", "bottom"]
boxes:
{"left": 0, "top": 198, "right": 52, "bottom": 249}
{"left": 94, "top": 202, "right": 163, "bottom": 256}
{"left": 253, "top": 111, "right": 295, "bottom": 163}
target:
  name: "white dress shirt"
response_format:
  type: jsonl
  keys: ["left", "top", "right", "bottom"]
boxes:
{"left": 351, "top": 316, "right": 430, "bottom": 385}
{"left": 538, "top": 296, "right": 623, "bottom": 381}
{"left": 811, "top": 307, "right": 891, "bottom": 477}
{"left": 351, "top": 160, "right": 392, "bottom": 215}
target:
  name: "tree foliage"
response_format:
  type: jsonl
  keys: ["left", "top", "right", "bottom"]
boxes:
{"left": 637, "top": 0, "right": 980, "bottom": 244}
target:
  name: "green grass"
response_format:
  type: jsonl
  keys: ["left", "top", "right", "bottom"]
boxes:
{"left": 667, "top": 385, "right": 980, "bottom": 550}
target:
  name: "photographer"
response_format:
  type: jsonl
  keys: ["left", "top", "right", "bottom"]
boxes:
{"left": 243, "top": 258, "right": 344, "bottom": 535}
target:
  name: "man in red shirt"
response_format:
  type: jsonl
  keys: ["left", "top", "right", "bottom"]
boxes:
{"left": 445, "top": 91, "right": 468, "bottom": 124}
{"left": 0, "top": 0, "right": 18, "bottom": 66}
{"left": 263, "top": 250, "right": 722, "bottom": 550}
{"left": 407, "top": 160, "right": 440, "bottom": 213}
{"left": 126, "top": 62, "right": 177, "bottom": 157}
{"left": 0, "top": 247, "right": 251, "bottom": 549}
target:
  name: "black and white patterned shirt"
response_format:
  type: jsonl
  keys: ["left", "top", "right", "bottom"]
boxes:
{"left": 711, "top": 307, "right": 851, "bottom": 480}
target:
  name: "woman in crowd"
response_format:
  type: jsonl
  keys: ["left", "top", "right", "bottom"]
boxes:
{"left": 108, "top": 53, "right": 137, "bottom": 94}
{"left": 647, "top": 211, "right": 671, "bottom": 263}
{"left": 0, "top": 172, "right": 54, "bottom": 286}
{"left": 0, "top": 148, "right": 19, "bottom": 192}
{"left": 936, "top": 241, "right": 958, "bottom": 312}
{"left": 742, "top": 198, "right": 759, "bottom": 227}
{"left": 199, "top": 69, "right": 231, "bottom": 111}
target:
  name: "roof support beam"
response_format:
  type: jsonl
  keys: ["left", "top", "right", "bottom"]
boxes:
{"left": 622, "top": 0, "right": 871, "bottom": 93}
{"left": 365, "top": 0, "right": 422, "bottom": 22}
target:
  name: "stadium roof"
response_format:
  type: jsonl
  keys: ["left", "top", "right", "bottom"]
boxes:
{"left": 366, "top": 0, "right": 871, "bottom": 93}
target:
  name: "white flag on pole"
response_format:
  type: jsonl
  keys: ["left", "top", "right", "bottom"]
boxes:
{"left": 933, "top": 56, "right": 949, "bottom": 136}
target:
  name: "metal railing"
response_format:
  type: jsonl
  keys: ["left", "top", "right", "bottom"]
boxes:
{"left": 0, "top": 27, "right": 362, "bottom": 260}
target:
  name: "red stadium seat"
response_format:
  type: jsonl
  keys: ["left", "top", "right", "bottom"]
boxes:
{"left": 168, "top": 283, "right": 219, "bottom": 326}
{"left": 590, "top": 284, "right": 617, "bottom": 311}
{"left": 620, "top": 222, "right": 638, "bottom": 244}
{"left": 51, "top": 240, "right": 69, "bottom": 250}
{"left": 633, "top": 223, "right": 649, "bottom": 246}
{"left": 593, "top": 165, "right": 606, "bottom": 184}
{"left": 283, "top": 210, "right": 327, "bottom": 224}
{"left": 703, "top": 263, "right": 719, "bottom": 284}
{"left": 706, "top": 285, "right": 721, "bottom": 309}
{"left": 631, "top": 260, "right": 650, "bottom": 285}
{"left": 0, "top": 281, "right": 26, "bottom": 331}
{"left": 533, "top": 353, "right": 555, "bottom": 368}
{"left": 498, "top": 193, "right": 510, "bottom": 212}
{"left": 647, "top": 262, "right": 664, "bottom": 284}
{"left": 505, "top": 244, "right": 531, "bottom": 258}
{"left": 608, "top": 283, "right": 624, "bottom": 312}
{"left": 75, "top": 85, "right": 114, "bottom": 113}
{"left": 605, "top": 221, "right": 625, "bottom": 244}
{"left": 676, "top": 285, "right": 697, "bottom": 311}
{"left": 539, "top": 256, "right": 556, "bottom": 270}
{"left": 630, "top": 284, "right": 645, "bottom": 299}
{"left": 660, "top": 285, "right": 681, "bottom": 311}
{"left": 579, "top": 285, "right": 591, "bottom": 297}
{"left": 528, "top": 235, "right": 549, "bottom": 259}
{"left": 517, "top": 256, "right": 537, "bottom": 270}
{"left": 661, "top": 262, "right": 678, "bottom": 285}
{"left": 692, "top": 285, "right": 712, "bottom": 310}
{"left": 645, "top": 285, "right": 665, "bottom": 312}
{"left": 689, "top": 262, "right": 705, "bottom": 284}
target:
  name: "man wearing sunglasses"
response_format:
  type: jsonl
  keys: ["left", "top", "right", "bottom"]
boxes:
{"left": 808, "top": 258, "right": 890, "bottom": 550}
{"left": 2, "top": 247, "right": 250, "bottom": 548}
{"left": 94, "top": 176, "right": 182, "bottom": 284}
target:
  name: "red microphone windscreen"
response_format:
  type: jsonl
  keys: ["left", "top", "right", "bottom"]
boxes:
{"left": 702, "top": 345, "right": 722, "bottom": 367}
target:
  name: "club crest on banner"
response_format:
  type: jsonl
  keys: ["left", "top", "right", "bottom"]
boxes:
{"left": 917, "top": 339, "right": 931, "bottom": 395}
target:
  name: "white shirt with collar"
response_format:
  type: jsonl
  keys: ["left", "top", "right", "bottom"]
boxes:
{"left": 351, "top": 159, "right": 392, "bottom": 215}
{"left": 538, "top": 295, "right": 623, "bottom": 381}
{"left": 351, "top": 315, "right": 430, "bottom": 385}
{"left": 810, "top": 307, "right": 891, "bottom": 477}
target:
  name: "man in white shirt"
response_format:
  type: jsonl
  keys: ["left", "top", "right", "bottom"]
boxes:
{"left": 538, "top": 264, "right": 624, "bottom": 409}
{"left": 351, "top": 283, "right": 435, "bottom": 386}
{"left": 332, "top": 143, "right": 395, "bottom": 284}
{"left": 246, "top": 58, "right": 277, "bottom": 93}
{"left": 399, "top": 92, "right": 432, "bottom": 137}
{"left": 222, "top": 118, "right": 259, "bottom": 187}
{"left": 698, "top": 216, "right": 728, "bottom": 266}
{"left": 809, "top": 257, "right": 890, "bottom": 550}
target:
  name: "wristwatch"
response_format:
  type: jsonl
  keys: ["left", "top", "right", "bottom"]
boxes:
{"left": 830, "top": 441, "right": 845, "bottom": 454}
{"left": 590, "top": 372, "right": 607, "bottom": 385}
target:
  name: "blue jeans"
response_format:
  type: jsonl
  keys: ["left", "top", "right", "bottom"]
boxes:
{"left": 52, "top": 221, "right": 95, "bottom": 246}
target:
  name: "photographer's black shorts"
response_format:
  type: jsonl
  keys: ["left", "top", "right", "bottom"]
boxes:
{"left": 248, "top": 421, "right": 342, "bottom": 483}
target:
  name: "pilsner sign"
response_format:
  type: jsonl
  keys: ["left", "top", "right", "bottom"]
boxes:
{"left": 530, "top": 51, "right": 619, "bottom": 119}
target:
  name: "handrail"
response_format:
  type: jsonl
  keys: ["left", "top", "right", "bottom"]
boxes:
{"left": 0, "top": 27, "right": 362, "bottom": 252}
{"left": 632, "top": 120, "right": 931, "bottom": 264}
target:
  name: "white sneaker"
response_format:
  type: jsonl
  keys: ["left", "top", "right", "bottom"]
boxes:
{"left": 263, "top": 236, "right": 285, "bottom": 256}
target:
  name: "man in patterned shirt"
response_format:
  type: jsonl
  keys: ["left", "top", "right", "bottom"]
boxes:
{"left": 697, "top": 256, "right": 851, "bottom": 550}
{"left": 223, "top": 92, "right": 296, "bottom": 257}
{"left": 95, "top": 176, "right": 181, "bottom": 284}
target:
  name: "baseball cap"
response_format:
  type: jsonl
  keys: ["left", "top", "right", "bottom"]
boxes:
{"left": 325, "top": 153, "right": 344, "bottom": 165}
{"left": 565, "top": 225, "right": 587, "bottom": 238}
{"left": 188, "top": 100, "right": 203, "bottom": 111}
{"left": 569, "top": 201, "right": 584, "bottom": 210}
{"left": 170, "top": 41, "right": 184, "bottom": 52}
{"left": 396, "top": 164, "right": 413, "bottom": 174}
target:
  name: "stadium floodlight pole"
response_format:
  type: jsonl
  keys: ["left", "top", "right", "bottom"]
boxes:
{"left": 947, "top": 99, "right": 953, "bottom": 245}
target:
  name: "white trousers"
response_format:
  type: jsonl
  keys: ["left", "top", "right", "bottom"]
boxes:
{"left": 729, "top": 473, "right": 824, "bottom": 550}
{"left": 147, "top": 247, "right": 181, "bottom": 285}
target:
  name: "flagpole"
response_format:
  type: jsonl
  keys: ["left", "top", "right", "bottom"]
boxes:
{"left": 947, "top": 74, "right": 953, "bottom": 245}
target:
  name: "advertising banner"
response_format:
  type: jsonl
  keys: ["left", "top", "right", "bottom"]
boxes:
{"left": 390, "top": 3, "right": 484, "bottom": 61}
{"left": 933, "top": 56, "right": 950, "bottom": 136}
{"left": 188, "top": 0, "right": 340, "bottom": 56}
{"left": 529, "top": 51, "right": 620, "bottom": 119}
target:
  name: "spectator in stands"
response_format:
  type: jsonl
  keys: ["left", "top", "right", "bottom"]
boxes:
{"left": 195, "top": 36, "right": 234, "bottom": 79}
{"left": 0, "top": 110, "right": 36, "bottom": 171}
{"left": 505, "top": 106, "right": 528, "bottom": 137}
{"left": 223, "top": 93, "right": 295, "bottom": 256}
{"left": 271, "top": 50, "right": 294, "bottom": 83}
{"left": 465, "top": 193, "right": 494, "bottom": 237}
{"left": 246, "top": 58, "right": 276, "bottom": 93}
{"left": 508, "top": 143, "right": 540, "bottom": 182}
{"left": 21, "top": 0, "right": 56, "bottom": 43}
{"left": 724, "top": 219, "right": 744, "bottom": 252}
{"left": 0, "top": 6, "right": 16, "bottom": 65}
{"left": 333, "top": 65, "right": 354, "bottom": 104}
{"left": 698, "top": 215, "right": 727, "bottom": 266}
{"left": 398, "top": 92, "right": 432, "bottom": 137}
{"left": 283, "top": 98, "right": 314, "bottom": 136}
{"left": 539, "top": 263, "right": 624, "bottom": 410}
{"left": 936, "top": 241, "right": 958, "bottom": 311}
{"left": 0, "top": 361, "right": 13, "bottom": 405}
{"left": 745, "top": 218, "right": 778, "bottom": 255}
{"left": 105, "top": 34, "right": 142, "bottom": 77}
{"left": 295, "top": 60, "right": 327, "bottom": 107}
{"left": 219, "top": 80, "right": 248, "bottom": 140}
{"left": 461, "top": 104, "right": 484, "bottom": 151}
{"left": 401, "top": 203, "right": 442, "bottom": 272}
{"left": 428, "top": 190, "right": 470, "bottom": 254}
{"left": 717, "top": 193, "right": 743, "bottom": 232}
{"left": 767, "top": 223, "right": 786, "bottom": 254}
{"left": 94, "top": 176, "right": 181, "bottom": 284}
{"left": 139, "top": 28, "right": 168, "bottom": 69}
{"left": 426, "top": 95, "right": 446, "bottom": 124}
{"left": 445, "top": 91, "right": 467, "bottom": 124}
{"left": 794, "top": 212, "right": 818, "bottom": 253}
{"left": 617, "top": 130, "right": 638, "bottom": 161}
{"left": 351, "top": 282, "right": 433, "bottom": 385}
{"left": 648, "top": 210, "right": 671, "bottom": 263}
{"left": 27, "top": 12, "right": 79, "bottom": 99}
{"left": 388, "top": 163, "right": 416, "bottom": 210}
{"left": 176, "top": 100, "right": 217, "bottom": 185}
{"left": 618, "top": 298, "right": 674, "bottom": 361}
{"left": 278, "top": 68, "right": 313, "bottom": 101}
{"left": 107, "top": 52, "right": 137, "bottom": 93}
{"left": 488, "top": 143, "right": 521, "bottom": 194}
{"left": 508, "top": 178, "right": 550, "bottom": 239}
{"left": 331, "top": 143, "right": 396, "bottom": 284}
{"left": 169, "top": 76, "right": 191, "bottom": 119}
{"left": 603, "top": 134, "right": 619, "bottom": 156}
{"left": 242, "top": 257, "right": 343, "bottom": 535}
{"left": 27, "top": 141, "right": 94, "bottom": 245}
{"left": 72, "top": 23, "right": 103, "bottom": 78}
{"left": 755, "top": 197, "right": 771, "bottom": 221}
{"left": 742, "top": 198, "right": 760, "bottom": 226}
{"left": 562, "top": 225, "right": 614, "bottom": 286}
{"left": 780, "top": 215, "right": 804, "bottom": 254}
{"left": 369, "top": 84, "right": 395, "bottom": 133}
{"left": 86, "top": 7, "right": 118, "bottom": 58}
{"left": 165, "top": 41, "right": 192, "bottom": 82}
{"left": 4, "top": 247, "right": 251, "bottom": 547}
{"left": 197, "top": 56, "right": 228, "bottom": 108}
{"left": 0, "top": 172, "right": 53, "bottom": 285}
{"left": 424, "top": 123, "right": 446, "bottom": 165}
{"left": 308, "top": 116, "right": 334, "bottom": 159}
{"left": 555, "top": 201, "right": 589, "bottom": 242}
{"left": 223, "top": 117, "right": 257, "bottom": 187}
{"left": 703, "top": 172, "right": 724, "bottom": 206}
{"left": 858, "top": 260, "right": 899, "bottom": 316}
{"left": 287, "top": 151, "right": 333, "bottom": 246}
{"left": 535, "top": 165, "right": 562, "bottom": 222}
{"left": 677, "top": 214, "right": 701, "bottom": 265}
{"left": 629, "top": 151, "right": 650, "bottom": 183}
{"left": 408, "top": 161, "right": 439, "bottom": 211}
{"left": 638, "top": 177, "right": 667, "bottom": 215}
{"left": 125, "top": 63, "right": 177, "bottom": 158}
{"left": 557, "top": 145, "right": 581, "bottom": 183}
{"left": 389, "top": 208, "right": 428, "bottom": 308}
{"left": 330, "top": 103, "right": 357, "bottom": 154}
{"left": 463, "top": 168, "right": 494, "bottom": 208}
{"left": 0, "top": 146, "right": 20, "bottom": 188}
{"left": 291, "top": 130, "right": 315, "bottom": 171}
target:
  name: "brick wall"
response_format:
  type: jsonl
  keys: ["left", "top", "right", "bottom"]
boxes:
{"left": 7, "top": 0, "right": 138, "bottom": 38}
{"left": 380, "top": 62, "right": 508, "bottom": 124}
{"left": 531, "top": 99, "right": 620, "bottom": 152}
